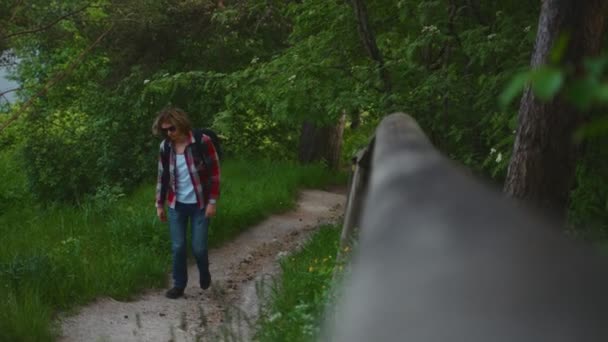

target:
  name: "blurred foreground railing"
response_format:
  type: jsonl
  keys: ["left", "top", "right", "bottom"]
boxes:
{"left": 327, "top": 113, "right": 608, "bottom": 341}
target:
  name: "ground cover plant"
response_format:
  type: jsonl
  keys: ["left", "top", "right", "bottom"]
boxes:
{"left": 0, "top": 159, "right": 344, "bottom": 342}
{"left": 255, "top": 224, "right": 345, "bottom": 342}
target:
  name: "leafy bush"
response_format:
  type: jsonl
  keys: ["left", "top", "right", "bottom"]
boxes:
{"left": 0, "top": 149, "right": 30, "bottom": 210}
{"left": 22, "top": 108, "right": 100, "bottom": 202}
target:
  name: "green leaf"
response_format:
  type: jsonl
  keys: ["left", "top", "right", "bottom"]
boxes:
{"left": 530, "top": 67, "right": 564, "bottom": 101}
{"left": 508, "top": 113, "right": 518, "bottom": 131}
{"left": 592, "top": 84, "right": 608, "bottom": 102}
{"left": 499, "top": 71, "right": 530, "bottom": 108}
{"left": 567, "top": 78, "right": 598, "bottom": 110}
{"left": 584, "top": 55, "right": 608, "bottom": 78}
{"left": 574, "top": 117, "right": 608, "bottom": 142}
{"left": 549, "top": 34, "right": 570, "bottom": 64}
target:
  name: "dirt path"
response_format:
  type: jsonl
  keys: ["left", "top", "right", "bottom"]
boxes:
{"left": 58, "top": 189, "right": 346, "bottom": 342}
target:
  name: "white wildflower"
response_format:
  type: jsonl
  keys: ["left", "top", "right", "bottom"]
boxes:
{"left": 495, "top": 153, "right": 503, "bottom": 163}
{"left": 268, "top": 312, "right": 282, "bottom": 322}
{"left": 143, "top": 79, "right": 150, "bottom": 84}
{"left": 490, "top": 148, "right": 497, "bottom": 155}
{"left": 275, "top": 251, "right": 289, "bottom": 261}
{"left": 421, "top": 25, "right": 439, "bottom": 35}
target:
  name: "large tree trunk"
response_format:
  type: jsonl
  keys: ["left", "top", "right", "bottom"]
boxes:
{"left": 298, "top": 114, "right": 346, "bottom": 170}
{"left": 504, "top": 0, "right": 608, "bottom": 219}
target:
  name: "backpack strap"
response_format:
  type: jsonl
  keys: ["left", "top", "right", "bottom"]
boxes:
{"left": 162, "top": 139, "right": 171, "bottom": 170}
{"left": 159, "top": 139, "right": 171, "bottom": 200}
{"left": 162, "top": 132, "right": 205, "bottom": 169}
{"left": 192, "top": 129, "right": 209, "bottom": 169}
{"left": 193, "top": 128, "right": 203, "bottom": 149}
{"left": 163, "top": 130, "right": 211, "bottom": 171}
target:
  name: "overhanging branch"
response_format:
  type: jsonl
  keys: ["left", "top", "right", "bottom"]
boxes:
{"left": 0, "top": 87, "right": 20, "bottom": 98}
{"left": 1, "top": 4, "right": 92, "bottom": 41}
{"left": 0, "top": 25, "right": 114, "bottom": 133}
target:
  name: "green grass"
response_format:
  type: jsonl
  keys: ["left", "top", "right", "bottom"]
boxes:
{"left": 255, "top": 225, "right": 346, "bottom": 342}
{"left": 0, "top": 158, "right": 346, "bottom": 342}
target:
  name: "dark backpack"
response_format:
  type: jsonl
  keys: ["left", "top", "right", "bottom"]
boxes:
{"left": 197, "top": 128, "right": 223, "bottom": 161}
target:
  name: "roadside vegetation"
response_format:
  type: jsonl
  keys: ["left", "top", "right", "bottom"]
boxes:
{"left": 255, "top": 225, "right": 345, "bottom": 342}
{"left": 2, "top": 0, "right": 608, "bottom": 340}
{"left": 0, "top": 158, "right": 344, "bottom": 341}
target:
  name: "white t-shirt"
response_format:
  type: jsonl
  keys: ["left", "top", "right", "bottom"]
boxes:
{"left": 175, "top": 154, "right": 197, "bottom": 204}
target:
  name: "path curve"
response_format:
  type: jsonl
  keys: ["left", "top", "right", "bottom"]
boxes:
{"left": 58, "top": 189, "right": 346, "bottom": 341}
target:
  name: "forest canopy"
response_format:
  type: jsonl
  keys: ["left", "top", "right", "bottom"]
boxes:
{"left": 1, "top": 0, "right": 607, "bottom": 236}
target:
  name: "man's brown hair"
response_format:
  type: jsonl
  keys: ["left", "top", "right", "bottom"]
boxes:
{"left": 152, "top": 106, "right": 192, "bottom": 136}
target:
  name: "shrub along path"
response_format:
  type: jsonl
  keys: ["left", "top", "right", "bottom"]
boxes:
{"left": 58, "top": 189, "right": 346, "bottom": 341}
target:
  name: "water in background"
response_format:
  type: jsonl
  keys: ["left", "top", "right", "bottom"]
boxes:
{"left": 0, "top": 66, "right": 18, "bottom": 103}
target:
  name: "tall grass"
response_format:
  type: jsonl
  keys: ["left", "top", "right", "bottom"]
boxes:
{"left": 255, "top": 225, "right": 345, "bottom": 342}
{"left": 0, "top": 157, "right": 345, "bottom": 341}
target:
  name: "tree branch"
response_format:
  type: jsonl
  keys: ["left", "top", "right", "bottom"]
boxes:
{"left": 1, "top": 93, "right": 11, "bottom": 104}
{"left": 0, "top": 87, "right": 20, "bottom": 98}
{"left": 0, "top": 25, "right": 113, "bottom": 133}
{"left": 1, "top": 4, "right": 91, "bottom": 41}
{"left": 8, "top": 0, "right": 25, "bottom": 25}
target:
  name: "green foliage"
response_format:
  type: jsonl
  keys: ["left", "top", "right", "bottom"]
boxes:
{"left": 0, "top": 150, "right": 30, "bottom": 211}
{"left": 530, "top": 66, "right": 564, "bottom": 100}
{"left": 568, "top": 139, "right": 608, "bottom": 240}
{"left": 499, "top": 47, "right": 608, "bottom": 234}
{"left": 22, "top": 108, "right": 100, "bottom": 202}
{"left": 0, "top": 159, "right": 344, "bottom": 341}
{"left": 2, "top": 0, "right": 608, "bottom": 340}
{"left": 2, "top": 0, "right": 607, "bottom": 239}
{"left": 501, "top": 53, "right": 608, "bottom": 140}
{"left": 0, "top": 288, "right": 54, "bottom": 342}
{"left": 210, "top": 159, "right": 345, "bottom": 245}
{"left": 141, "top": 70, "right": 299, "bottom": 160}
{"left": 379, "top": 2, "right": 536, "bottom": 177}
{"left": 255, "top": 225, "right": 344, "bottom": 342}
{"left": 341, "top": 111, "right": 379, "bottom": 164}
{"left": 2, "top": 0, "right": 297, "bottom": 202}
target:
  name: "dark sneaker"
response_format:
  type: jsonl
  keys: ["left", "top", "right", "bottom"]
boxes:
{"left": 200, "top": 271, "right": 211, "bottom": 290}
{"left": 165, "top": 287, "right": 184, "bottom": 299}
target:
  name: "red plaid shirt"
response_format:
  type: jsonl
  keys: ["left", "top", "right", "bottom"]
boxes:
{"left": 156, "top": 131, "right": 220, "bottom": 209}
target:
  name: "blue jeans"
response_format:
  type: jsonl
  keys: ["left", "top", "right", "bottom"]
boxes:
{"left": 168, "top": 202, "right": 209, "bottom": 289}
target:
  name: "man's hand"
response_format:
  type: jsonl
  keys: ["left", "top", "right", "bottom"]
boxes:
{"left": 205, "top": 203, "right": 216, "bottom": 218}
{"left": 157, "top": 207, "right": 167, "bottom": 222}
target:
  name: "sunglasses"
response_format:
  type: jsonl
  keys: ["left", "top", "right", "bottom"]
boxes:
{"left": 160, "top": 125, "right": 177, "bottom": 134}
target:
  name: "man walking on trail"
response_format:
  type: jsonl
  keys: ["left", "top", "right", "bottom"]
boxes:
{"left": 153, "top": 107, "right": 221, "bottom": 299}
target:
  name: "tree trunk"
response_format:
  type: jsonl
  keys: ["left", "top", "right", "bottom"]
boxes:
{"left": 349, "top": 0, "right": 391, "bottom": 93}
{"left": 298, "top": 115, "right": 346, "bottom": 170}
{"left": 504, "top": 0, "right": 608, "bottom": 220}
{"left": 298, "top": 121, "right": 320, "bottom": 164}
{"left": 326, "top": 113, "right": 347, "bottom": 169}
